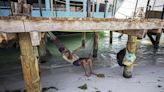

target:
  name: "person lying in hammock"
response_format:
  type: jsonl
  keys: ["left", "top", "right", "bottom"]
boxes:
{"left": 59, "top": 47, "right": 94, "bottom": 77}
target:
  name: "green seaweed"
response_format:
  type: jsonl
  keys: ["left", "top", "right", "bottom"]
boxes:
{"left": 78, "top": 84, "right": 88, "bottom": 90}
{"left": 42, "top": 86, "right": 58, "bottom": 92}
{"left": 97, "top": 73, "right": 105, "bottom": 78}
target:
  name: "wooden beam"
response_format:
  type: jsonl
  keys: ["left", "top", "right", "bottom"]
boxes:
{"left": 0, "top": 16, "right": 164, "bottom": 33}
{"left": 87, "top": 0, "right": 91, "bottom": 17}
{"left": 51, "top": 0, "right": 54, "bottom": 16}
{"left": 115, "top": 29, "right": 146, "bottom": 38}
{"left": 19, "top": 32, "right": 41, "bottom": 92}
{"left": 38, "top": 0, "right": 43, "bottom": 16}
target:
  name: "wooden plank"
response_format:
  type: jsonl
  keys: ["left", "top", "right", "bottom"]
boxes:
{"left": 115, "top": 29, "right": 146, "bottom": 38}
{"left": 19, "top": 32, "right": 41, "bottom": 92}
{"left": 145, "top": 11, "right": 162, "bottom": 19}
{"left": 0, "top": 16, "right": 164, "bottom": 33}
{"left": 51, "top": 0, "right": 54, "bottom": 16}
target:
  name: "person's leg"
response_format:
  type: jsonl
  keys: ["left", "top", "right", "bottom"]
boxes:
{"left": 87, "top": 58, "right": 93, "bottom": 74}
{"left": 80, "top": 59, "right": 90, "bottom": 77}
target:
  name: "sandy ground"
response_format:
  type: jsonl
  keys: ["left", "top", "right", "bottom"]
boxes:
{"left": 0, "top": 61, "right": 164, "bottom": 92}
{"left": 40, "top": 63, "right": 164, "bottom": 92}
{"left": 0, "top": 33, "right": 164, "bottom": 92}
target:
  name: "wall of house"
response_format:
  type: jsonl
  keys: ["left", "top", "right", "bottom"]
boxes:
{"left": 0, "top": 0, "right": 113, "bottom": 18}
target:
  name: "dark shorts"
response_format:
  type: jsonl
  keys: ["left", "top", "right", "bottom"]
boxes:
{"left": 73, "top": 58, "right": 88, "bottom": 66}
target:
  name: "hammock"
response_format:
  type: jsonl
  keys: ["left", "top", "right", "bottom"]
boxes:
{"left": 47, "top": 32, "right": 68, "bottom": 53}
{"left": 47, "top": 32, "right": 93, "bottom": 59}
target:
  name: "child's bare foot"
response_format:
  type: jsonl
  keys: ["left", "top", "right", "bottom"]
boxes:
{"left": 85, "top": 73, "right": 90, "bottom": 77}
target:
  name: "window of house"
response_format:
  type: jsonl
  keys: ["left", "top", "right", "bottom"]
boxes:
{"left": 108, "top": 4, "right": 113, "bottom": 12}
{"left": 28, "top": 0, "right": 46, "bottom": 10}
{"left": 91, "top": 3, "right": 96, "bottom": 12}
{"left": 99, "top": 3, "right": 105, "bottom": 12}
{"left": 0, "top": 0, "right": 10, "bottom": 8}
{"left": 70, "top": 1, "right": 83, "bottom": 12}
{"left": 55, "top": 0, "right": 66, "bottom": 11}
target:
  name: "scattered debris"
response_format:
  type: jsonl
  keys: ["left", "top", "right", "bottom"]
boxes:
{"left": 137, "top": 81, "right": 141, "bottom": 83}
{"left": 42, "top": 86, "right": 58, "bottom": 92}
{"left": 97, "top": 73, "right": 105, "bottom": 78}
{"left": 94, "top": 87, "right": 101, "bottom": 92}
{"left": 157, "top": 79, "right": 161, "bottom": 82}
{"left": 157, "top": 85, "right": 162, "bottom": 88}
{"left": 151, "top": 72, "right": 155, "bottom": 74}
{"left": 94, "top": 87, "right": 98, "bottom": 90}
{"left": 78, "top": 84, "right": 88, "bottom": 90}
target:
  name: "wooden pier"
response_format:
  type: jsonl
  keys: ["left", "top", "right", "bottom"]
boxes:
{"left": 0, "top": 16, "right": 164, "bottom": 33}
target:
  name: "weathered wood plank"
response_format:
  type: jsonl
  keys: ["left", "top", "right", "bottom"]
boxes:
{"left": 115, "top": 29, "right": 146, "bottom": 38}
{"left": 0, "top": 16, "right": 164, "bottom": 33}
{"left": 19, "top": 32, "right": 41, "bottom": 92}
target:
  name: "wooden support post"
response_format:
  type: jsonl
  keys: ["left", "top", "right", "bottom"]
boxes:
{"left": 38, "top": 0, "right": 43, "bottom": 16}
{"left": 38, "top": 33, "right": 47, "bottom": 57}
{"left": 81, "top": 32, "right": 86, "bottom": 48}
{"left": 133, "top": 0, "right": 138, "bottom": 18}
{"left": 51, "top": 0, "right": 54, "bottom": 16}
{"left": 123, "top": 35, "right": 137, "bottom": 78}
{"left": 104, "top": 0, "right": 108, "bottom": 18}
{"left": 92, "top": 0, "right": 95, "bottom": 17}
{"left": 114, "top": 0, "right": 117, "bottom": 15}
{"left": 154, "top": 32, "right": 161, "bottom": 49}
{"left": 87, "top": 0, "right": 91, "bottom": 17}
{"left": 54, "top": 0, "right": 57, "bottom": 17}
{"left": 147, "top": 29, "right": 162, "bottom": 49}
{"left": 161, "top": 5, "right": 164, "bottom": 19}
{"left": 19, "top": 32, "right": 41, "bottom": 92}
{"left": 110, "top": 31, "right": 113, "bottom": 44}
{"left": 93, "top": 32, "right": 98, "bottom": 58}
{"left": 145, "top": 0, "right": 150, "bottom": 18}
